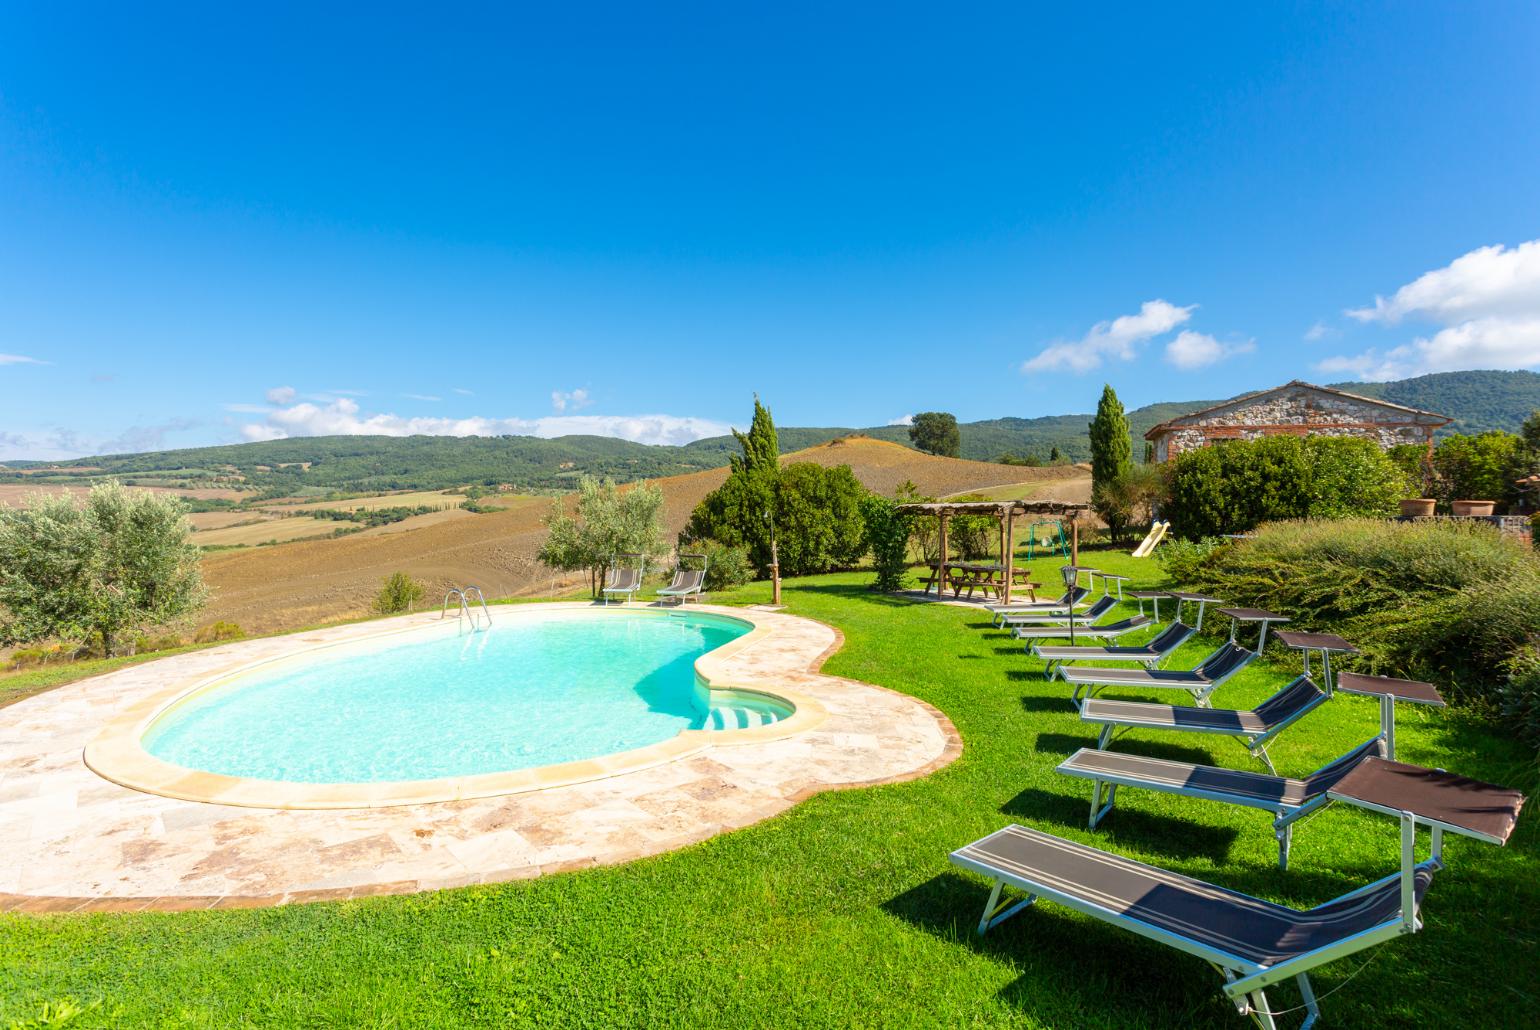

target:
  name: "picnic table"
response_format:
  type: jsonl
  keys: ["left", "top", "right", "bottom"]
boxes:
{"left": 921, "top": 561, "right": 1040, "bottom": 601}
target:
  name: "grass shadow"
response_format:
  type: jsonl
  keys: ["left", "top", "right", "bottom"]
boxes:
{"left": 882, "top": 873, "right": 1223, "bottom": 1027}
{"left": 1014, "top": 691, "right": 1069, "bottom": 710}
{"left": 1033, "top": 731, "right": 1100, "bottom": 756}
{"left": 994, "top": 787, "right": 1248, "bottom": 863}
{"left": 1034, "top": 733, "right": 1218, "bottom": 766}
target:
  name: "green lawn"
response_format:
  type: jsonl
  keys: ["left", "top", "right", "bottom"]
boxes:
{"left": 2, "top": 549, "right": 1535, "bottom": 1028}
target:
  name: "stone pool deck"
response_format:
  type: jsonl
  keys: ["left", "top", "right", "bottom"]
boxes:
{"left": 0, "top": 604, "right": 958, "bottom": 912}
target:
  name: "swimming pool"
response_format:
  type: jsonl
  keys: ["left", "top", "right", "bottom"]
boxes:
{"left": 141, "top": 610, "right": 783, "bottom": 785}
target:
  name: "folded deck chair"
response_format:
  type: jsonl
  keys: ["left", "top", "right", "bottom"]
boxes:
{"left": 1012, "top": 615, "right": 1152, "bottom": 645}
{"left": 656, "top": 553, "right": 707, "bottom": 605}
{"left": 986, "top": 585, "right": 1091, "bottom": 626}
{"left": 1080, "top": 674, "right": 1329, "bottom": 773}
{"left": 600, "top": 554, "right": 644, "bottom": 605}
{"left": 1032, "top": 621, "right": 1197, "bottom": 675}
{"left": 1057, "top": 737, "right": 1385, "bottom": 868}
{"left": 999, "top": 594, "right": 1117, "bottom": 628}
{"left": 1056, "top": 641, "right": 1256, "bottom": 709}
{"left": 956, "top": 761, "right": 1524, "bottom": 1028}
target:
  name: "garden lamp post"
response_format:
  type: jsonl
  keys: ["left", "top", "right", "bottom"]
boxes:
{"left": 1061, "top": 564, "right": 1079, "bottom": 644}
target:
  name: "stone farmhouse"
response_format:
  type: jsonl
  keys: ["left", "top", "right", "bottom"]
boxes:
{"left": 1144, "top": 380, "right": 1451, "bottom": 463}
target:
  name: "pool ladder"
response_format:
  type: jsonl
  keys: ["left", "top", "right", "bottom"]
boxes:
{"left": 441, "top": 586, "right": 492, "bottom": 631}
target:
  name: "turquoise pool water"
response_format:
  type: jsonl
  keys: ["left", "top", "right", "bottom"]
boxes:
{"left": 143, "top": 612, "right": 751, "bottom": 783}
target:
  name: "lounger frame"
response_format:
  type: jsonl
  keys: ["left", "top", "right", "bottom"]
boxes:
{"left": 600, "top": 554, "right": 645, "bottom": 605}
{"left": 656, "top": 553, "right": 708, "bottom": 605}
{"left": 1032, "top": 621, "right": 1196, "bottom": 676}
{"left": 1057, "top": 641, "right": 1257, "bottom": 709}
{"left": 953, "top": 818, "right": 1434, "bottom": 1029}
{"left": 1082, "top": 674, "right": 1329, "bottom": 773}
{"left": 1061, "top": 736, "right": 1385, "bottom": 868}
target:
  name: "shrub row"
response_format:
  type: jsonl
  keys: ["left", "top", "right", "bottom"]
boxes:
{"left": 1163, "top": 435, "right": 1408, "bottom": 540}
{"left": 1163, "top": 518, "right": 1540, "bottom": 762}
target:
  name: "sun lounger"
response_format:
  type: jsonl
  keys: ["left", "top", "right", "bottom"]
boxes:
{"left": 1056, "top": 641, "right": 1256, "bottom": 709}
{"left": 951, "top": 757, "right": 1522, "bottom": 1029}
{"left": 1080, "top": 674, "right": 1329, "bottom": 772}
{"left": 600, "top": 554, "right": 644, "bottom": 605}
{"left": 999, "top": 594, "right": 1117, "bottom": 628}
{"left": 1011, "top": 615, "right": 1152, "bottom": 645}
{"left": 985, "top": 585, "right": 1091, "bottom": 626}
{"left": 1032, "top": 621, "right": 1197, "bottom": 675}
{"left": 656, "top": 553, "right": 707, "bottom": 605}
{"left": 1057, "top": 737, "right": 1385, "bottom": 868}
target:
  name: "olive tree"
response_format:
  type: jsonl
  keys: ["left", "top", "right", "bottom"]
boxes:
{"left": 538, "top": 476, "right": 668, "bottom": 596}
{"left": 0, "top": 482, "right": 208, "bottom": 656}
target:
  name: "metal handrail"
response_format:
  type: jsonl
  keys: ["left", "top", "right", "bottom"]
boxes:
{"left": 440, "top": 586, "right": 491, "bottom": 630}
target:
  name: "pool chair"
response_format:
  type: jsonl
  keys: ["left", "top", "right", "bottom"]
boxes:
{"left": 951, "top": 759, "right": 1523, "bottom": 1029}
{"left": 986, "top": 585, "right": 1091, "bottom": 627}
{"left": 1056, "top": 641, "right": 1256, "bottom": 709}
{"left": 1058, "top": 736, "right": 1385, "bottom": 869}
{"left": 1011, "top": 615, "right": 1153, "bottom": 645}
{"left": 1079, "top": 674, "right": 1329, "bottom": 772}
{"left": 657, "top": 553, "right": 708, "bottom": 606}
{"left": 600, "top": 554, "right": 645, "bottom": 605}
{"left": 1032, "top": 620, "right": 1197, "bottom": 676}
{"left": 999, "top": 594, "right": 1118, "bottom": 629}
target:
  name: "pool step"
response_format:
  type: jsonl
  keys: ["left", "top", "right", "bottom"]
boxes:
{"left": 705, "top": 705, "right": 783, "bottom": 731}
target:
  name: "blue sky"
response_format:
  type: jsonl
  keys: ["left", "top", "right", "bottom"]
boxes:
{"left": 2, "top": 3, "right": 1539, "bottom": 459}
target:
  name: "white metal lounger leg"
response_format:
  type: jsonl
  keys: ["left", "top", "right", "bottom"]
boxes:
{"left": 1088, "top": 779, "right": 1117, "bottom": 827}
{"left": 976, "top": 879, "right": 1038, "bottom": 934}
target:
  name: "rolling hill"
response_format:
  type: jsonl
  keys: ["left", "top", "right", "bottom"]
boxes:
{"left": 196, "top": 438, "right": 1087, "bottom": 633}
{"left": 3, "top": 370, "right": 1537, "bottom": 491}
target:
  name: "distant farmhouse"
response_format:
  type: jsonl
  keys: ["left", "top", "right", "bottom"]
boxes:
{"left": 1144, "top": 380, "right": 1451, "bottom": 462}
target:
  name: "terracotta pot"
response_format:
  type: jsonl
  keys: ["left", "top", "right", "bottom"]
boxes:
{"left": 1398, "top": 498, "right": 1436, "bottom": 518}
{"left": 1451, "top": 499, "right": 1496, "bottom": 517}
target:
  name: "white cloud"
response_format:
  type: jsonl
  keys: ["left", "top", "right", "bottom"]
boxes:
{"left": 239, "top": 396, "right": 729, "bottom": 447}
{"left": 888, "top": 414, "right": 914, "bottom": 426}
{"left": 551, "top": 388, "right": 592, "bottom": 413}
{"left": 0, "top": 353, "right": 47, "bottom": 365}
{"left": 1164, "top": 331, "right": 1254, "bottom": 370}
{"left": 1324, "top": 239, "right": 1540, "bottom": 379}
{"left": 0, "top": 420, "right": 197, "bottom": 460}
{"left": 1023, "top": 299, "right": 1195, "bottom": 373}
{"left": 403, "top": 393, "right": 442, "bottom": 402}
{"left": 1304, "top": 321, "right": 1337, "bottom": 342}
{"left": 265, "top": 385, "right": 297, "bottom": 404}
{"left": 453, "top": 387, "right": 474, "bottom": 396}
{"left": 1347, "top": 240, "right": 1540, "bottom": 325}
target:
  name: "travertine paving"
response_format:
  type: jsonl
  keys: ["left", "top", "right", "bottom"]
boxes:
{"left": 0, "top": 604, "right": 958, "bottom": 911}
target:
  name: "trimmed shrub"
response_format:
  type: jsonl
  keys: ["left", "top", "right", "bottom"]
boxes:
{"left": 1500, "top": 648, "right": 1540, "bottom": 764}
{"left": 860, "top": 494, "right": 915, "bottom": 592}
{"left": 373, "top": 572, "right": 426, "bottom": 615}
{"left": 193, "top": 621, "right": 245, "bottom": 643}
{"left": 771, "top": 463, "right": 869, "bottom": 576}
{"left": 693, "top": 541, "right": 753, "bottom": 592}
{"left": 1176, "top": 518, "right": 1539, "bottom": 704}
{"left": 1163, "top": 436, "right": 1406, "bottom": 539}
{"left": 1156, "top": 536, "right": 1227, "bottom": 583}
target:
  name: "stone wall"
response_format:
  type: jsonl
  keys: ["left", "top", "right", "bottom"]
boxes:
{"left": 1151, "top": 385, "right": 1438, "bottom": 461}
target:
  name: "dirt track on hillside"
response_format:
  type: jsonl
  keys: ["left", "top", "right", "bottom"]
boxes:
{"left": 197, "top": 438, "right": 1092, "bottom": 634}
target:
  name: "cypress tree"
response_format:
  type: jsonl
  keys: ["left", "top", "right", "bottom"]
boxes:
{"left": 1088, "top": 384, "right": 1132, "bottom": 489}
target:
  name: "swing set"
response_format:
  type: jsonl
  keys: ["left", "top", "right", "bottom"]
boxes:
{"left": 1023, "top": 519, "right": 1068, "bottom": 560}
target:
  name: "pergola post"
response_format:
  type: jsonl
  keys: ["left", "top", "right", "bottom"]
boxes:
{"left": 1002, "top": 506, "right": 1016, "bottom": 604}
{"left": 1070, "top": 516, "right": 1080, "bottom": 566}
{"left": 938, "top": 514, "right": 950, "bottom": 595}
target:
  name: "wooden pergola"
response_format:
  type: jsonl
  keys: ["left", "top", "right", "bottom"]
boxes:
{"left": 896, "top": 499, "right": 1092, "bottom": 604}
